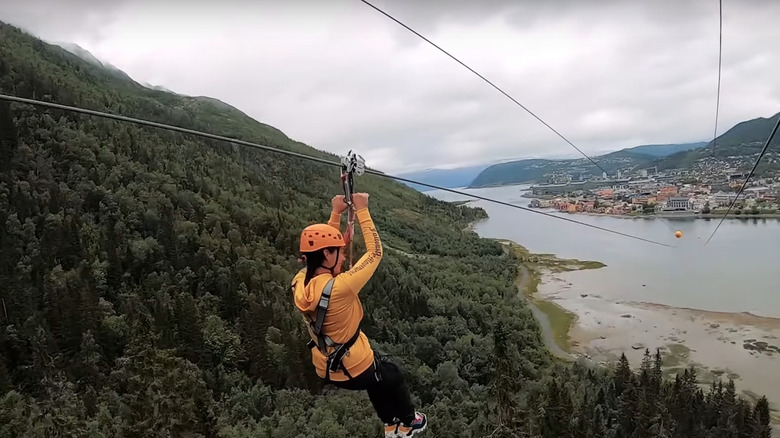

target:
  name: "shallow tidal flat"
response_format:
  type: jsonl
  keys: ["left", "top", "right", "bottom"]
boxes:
{"left": 538, "top": 271, "right": 780, "bottom": 420}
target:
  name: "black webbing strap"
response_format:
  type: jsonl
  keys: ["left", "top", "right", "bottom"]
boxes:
{"left": 310, "top": 277, "right": 335, "bottom": 354}
{"left": 325, "top": 327, "right": 362, "bottom": 382}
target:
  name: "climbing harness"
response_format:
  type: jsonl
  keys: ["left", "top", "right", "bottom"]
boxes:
{"left": 298, "top": 151, "right": 366, "bottom": 381}
{"left": 340, "top": 150, "right": 365, "bottom": 269}
{"left": 303, "top": 277, "right": 362, "bottom": 381}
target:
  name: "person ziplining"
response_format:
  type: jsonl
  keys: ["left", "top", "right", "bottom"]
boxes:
{"left": 290, "top": 152, "right": 427, "bottom": 437}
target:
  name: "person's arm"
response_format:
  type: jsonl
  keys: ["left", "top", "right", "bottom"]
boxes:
{"left": 338, "top": 207, "right": 382, "bottom": 294}
{"left": 328, "top": 195, "right": 347, "bottom": 231}
{"left": 327, "top": 210, "right": 341, "bottom": 231}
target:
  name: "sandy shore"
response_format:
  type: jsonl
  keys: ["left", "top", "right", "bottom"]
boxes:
{"left": 538, "top": 270, "right": 780, "bottom": 418}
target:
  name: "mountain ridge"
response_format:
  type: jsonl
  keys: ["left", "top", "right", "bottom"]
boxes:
{"left": 395, "top": 142, "right": 709, "bottom": 192}
{"left": 468, "top": 142, "right": 708, "bottom": 188}
{"left": 655, "top": 112, "right": 780, "bottom": 170}
{"left": 469, "top": 129, "right": 772, "bottom": 188}
{"left": 624, "top": 141, "right": 708, "bottom": 157}
{"left": 470, "top": 112, "right": 780, "bottom": 189}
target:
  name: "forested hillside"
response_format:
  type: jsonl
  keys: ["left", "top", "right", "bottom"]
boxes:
{"left": 467, "top": 142, "right": 708, "bottom": 188}
{"left": 656, "top": 112, "right": 780, "bottom": 170}
{"left": 468, "top": 130, "right": 770, "bottom": 188}
{"left": 0, "top": 21, "right": 773, "bottom": 437}
{"left": 623, "top": 141, "right": 707, "bottom": 157}
{"left": 395, "top": 143, "right": 706, "bottom": 192}
{"left": 468, "top": 151, "right": 652, "bottom": 188}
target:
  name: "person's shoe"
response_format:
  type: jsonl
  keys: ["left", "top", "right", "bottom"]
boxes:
{"left": 397, "top": 412, "right": 427, "bottom": 436}
{"left": 383, "top": 419, "right": 400, "bottom": 437}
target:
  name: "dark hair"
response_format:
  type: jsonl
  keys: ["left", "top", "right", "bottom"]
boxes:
{"left": 302, "top": 246, "right": 340, "bottom": 286}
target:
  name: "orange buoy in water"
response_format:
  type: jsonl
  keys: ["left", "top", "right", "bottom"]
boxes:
{"left": 675, "top": 230, "right": 683, "bottom": 239}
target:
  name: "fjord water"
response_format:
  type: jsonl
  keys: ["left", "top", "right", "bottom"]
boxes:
{"left": 427, "top": 185, "right": 780, "bottom": 318}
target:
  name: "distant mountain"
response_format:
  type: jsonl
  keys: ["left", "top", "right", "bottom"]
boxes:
{"left": 395, "top": 143, "right": 707, "bottom": 191}
{"left": 467, "top": 159, "right": 568, "bottom": 188}
{"left": 469, "top": 114, "right": 780, "bottom": 189}
{"left": 656, "top": 112, "right": 780, "bottom": 170}
{"left": 395, "top": 164, "right": 492, "bottom": 191}
{"left": 467, "top": 145, "right": 682, "bottom": 188}
{"left": 624, "top": 142, "right": 708, "bottom": 157}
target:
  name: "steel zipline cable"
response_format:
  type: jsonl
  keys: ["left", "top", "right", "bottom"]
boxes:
{"left": 357, "top": 0, "right": 618, "bottom": 182}
{"left": 704, "top": 114, "right": 780, "bottom": 245}
{"left": 700, "top": 0, "right": 779, "bottom": 245}
{"left": 360, "top": 0, "right": 760, "bottom": 247}
{"left": 703, "top": 0, "right": 779, "bottom": 244}
{"left": 711, "top": 0, "right": 723, "bottom": 156}
{"left": 0, "top": 93, "right": 674, "bottom": 248}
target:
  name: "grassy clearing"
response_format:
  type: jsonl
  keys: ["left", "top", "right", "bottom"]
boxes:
{"left": 662, "top": 343, "right": 691, "bottom": 367}
{"left": 534, "top": 299, "right": 577, "bottom": 353}
{"left": 662, "top": 367, "right": 687, "bottom": 379}
{"left": 497, "top": 239, "right": 605, "bottom": 354}
{"left": 492, "top": 236, "right": 777, "bottom": 422}
{"left": 521, "top": 268, "right": 541, "bottom": 297}
{"left": 499, "top": 239, "right": 606, "bottom": 273}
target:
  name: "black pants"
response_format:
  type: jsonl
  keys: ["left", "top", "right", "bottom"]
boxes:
{"left": 331, "top": 350, "right": 416, "bottom": 425}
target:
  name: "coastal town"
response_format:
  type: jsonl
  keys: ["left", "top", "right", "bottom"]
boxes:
{"left": 526, "top": 157, "right": 780, "bottom": 216}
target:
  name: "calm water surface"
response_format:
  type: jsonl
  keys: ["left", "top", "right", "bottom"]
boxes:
{"left": 427, "top": 185, "right": 780, "bottom": 318}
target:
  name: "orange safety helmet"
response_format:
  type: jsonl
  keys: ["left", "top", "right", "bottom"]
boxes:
{"left": 299, "top": 223, "right": 346, "bottom": 253}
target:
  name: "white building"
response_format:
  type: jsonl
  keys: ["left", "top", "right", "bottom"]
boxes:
{"left": 665, "top": 197, "right": 693, "bottom": 210}
{"left": 712, "top": 191, "right": 743, "bottom": 207}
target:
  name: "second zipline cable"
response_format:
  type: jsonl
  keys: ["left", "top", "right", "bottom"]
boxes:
{"left": 0, "top": 93, "right": 674, "bottom": 248}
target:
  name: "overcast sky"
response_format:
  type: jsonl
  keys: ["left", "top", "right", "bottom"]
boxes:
{"left": 2, "top": 0, "right": 780, "bottom": 174}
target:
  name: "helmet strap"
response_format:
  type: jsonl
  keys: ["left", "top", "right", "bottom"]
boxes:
{"left": 322, "top": 247, "right": 341, "bottom": 276}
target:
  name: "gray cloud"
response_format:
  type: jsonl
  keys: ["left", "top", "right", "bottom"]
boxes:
{"left": 2, "top": 0, "right": 780, "bottom": 174}
{"left": 0, "top": 0, "right": 125, "bottom": 45}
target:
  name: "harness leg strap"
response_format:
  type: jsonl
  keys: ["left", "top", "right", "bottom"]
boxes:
{"left": 323, "top": 328, "right": 361, "bottom": 381}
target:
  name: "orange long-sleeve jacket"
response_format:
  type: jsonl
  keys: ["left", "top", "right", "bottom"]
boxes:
{"left": 291, "top": 206, "right": 383, "bottom": 381}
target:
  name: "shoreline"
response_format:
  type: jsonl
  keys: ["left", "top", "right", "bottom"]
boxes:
{"left": 538, "top": 269, "right": 780, "bottom": 422}
{"left": 520, "top": 191, "right": 780, "bottom": 219}
{"left": 494, "top": 239, "right": 604, "bottom": 360}
{"left": 463, "top": 215, "right": 486, "bottom": 233}
{"left": 454, "top": 187, "right": 780, "bottom": 220}
{"left": 455, "top": 191, "right": 780, "bottom": 426}
{"left": 525, "top": 208, "right": 780, "bottom": 220}
{"left": 488, "top": 236, "right": 780, "bottom": 423}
